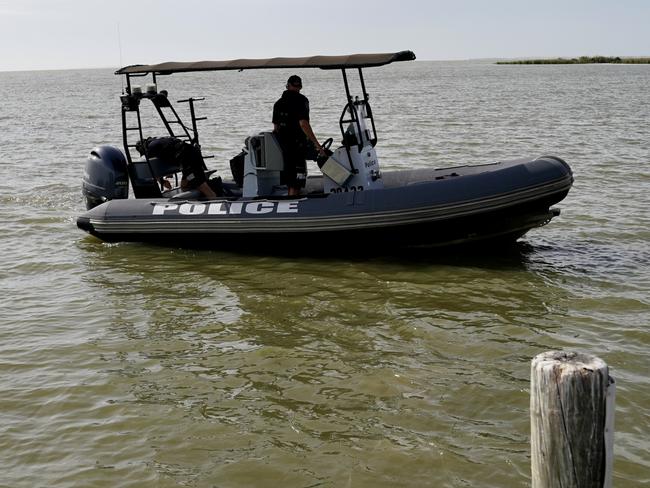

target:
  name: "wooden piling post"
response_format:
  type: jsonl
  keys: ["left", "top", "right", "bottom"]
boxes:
{"left": 531, "top": 351, "right": 615, "bottom": 488}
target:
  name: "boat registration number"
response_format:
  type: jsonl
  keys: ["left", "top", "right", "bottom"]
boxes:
{"left": 330, "top": 186, "right": 364, "bottom": 193}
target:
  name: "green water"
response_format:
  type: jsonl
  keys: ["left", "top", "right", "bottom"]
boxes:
{"left": 0, "top": 62, "right": 648, "bottom": 486}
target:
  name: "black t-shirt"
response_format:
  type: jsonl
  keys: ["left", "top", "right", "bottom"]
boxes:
{"left": 272, "top": 90, "right": 310, "bottom": 144}
{"left": 144, "top": 137, "right": 182, "bottom": 161}
{"left": 140, "top": 137, "right": 206, "bottom": 184}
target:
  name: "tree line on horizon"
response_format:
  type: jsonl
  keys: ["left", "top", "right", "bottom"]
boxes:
{"left": 497, "top": 56, "right": 650, "bottom": 65}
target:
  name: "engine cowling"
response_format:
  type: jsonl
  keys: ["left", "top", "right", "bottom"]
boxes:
{"left": 82, "top": 146, "right": 129, "bottom": 209}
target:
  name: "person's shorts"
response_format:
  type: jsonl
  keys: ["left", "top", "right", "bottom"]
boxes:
{"left": 183, "top": 167, "right": 207, "bottom": 188}
{"left": 178, "top": 144, "right": 208, "bottom": 188}
{"left": 280, "top": 146, "right": 307, "bottom": 189}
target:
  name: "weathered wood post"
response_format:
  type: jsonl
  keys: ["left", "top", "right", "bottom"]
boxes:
{"left": 531, "top": 351, "right": 615, "bottom": 488}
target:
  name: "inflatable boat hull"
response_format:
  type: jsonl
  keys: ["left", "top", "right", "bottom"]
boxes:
{"left": 77, "top": 156, "right": 573, "bottom": 251}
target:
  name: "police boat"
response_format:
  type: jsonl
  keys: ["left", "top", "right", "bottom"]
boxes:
{"left": 77, "top": 51, "right": 573, "bottom": 251}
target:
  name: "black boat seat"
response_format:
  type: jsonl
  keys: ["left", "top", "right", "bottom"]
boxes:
{"left": 131, "top": 157, "right": 181, "bottom": 183}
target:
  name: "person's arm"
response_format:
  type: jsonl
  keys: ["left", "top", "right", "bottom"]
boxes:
{"left": 299, "top": 119, "right": 325, "bottom": 155}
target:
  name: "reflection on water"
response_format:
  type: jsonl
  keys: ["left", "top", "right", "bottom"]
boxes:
{"left": 69, "top": 238, "right": 581, "bottom": 486}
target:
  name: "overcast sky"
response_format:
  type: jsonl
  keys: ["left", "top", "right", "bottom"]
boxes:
{"left": 1, "top": 0, "right": 649, "bottom": 71}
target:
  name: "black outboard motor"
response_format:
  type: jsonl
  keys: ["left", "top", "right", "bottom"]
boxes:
{"left": 82, "top": 146, "right": 129, "bottom": 210}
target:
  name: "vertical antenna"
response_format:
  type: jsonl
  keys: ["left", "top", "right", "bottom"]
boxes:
{"left": 117, "top": 22, "right": 124, "bottom": 94}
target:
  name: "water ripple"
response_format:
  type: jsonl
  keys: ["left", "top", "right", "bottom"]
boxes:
{"left": 0, "top": 63, "right": 648, "bottom": 487}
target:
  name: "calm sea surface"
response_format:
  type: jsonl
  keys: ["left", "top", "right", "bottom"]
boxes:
{"left": 0, "top": 61, "right": 648, "bottom": 487}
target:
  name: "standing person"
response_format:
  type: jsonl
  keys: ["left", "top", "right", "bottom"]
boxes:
{"left": 272, "top": 75, "right": 326, "bottom": 196}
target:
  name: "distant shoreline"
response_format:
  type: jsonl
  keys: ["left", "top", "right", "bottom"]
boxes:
{"left": 497, "top": 56, "right": 650, "bottom": 65}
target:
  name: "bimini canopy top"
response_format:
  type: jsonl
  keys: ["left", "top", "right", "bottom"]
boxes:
{"left": 115, "top": 50, "right": 416, "bottom": 75}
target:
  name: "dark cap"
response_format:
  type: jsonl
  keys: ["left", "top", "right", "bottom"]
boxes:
{"left": 287, "top": 75, "right": 302, "bottom": 87}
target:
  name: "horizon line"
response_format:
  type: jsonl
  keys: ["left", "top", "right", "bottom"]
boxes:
{"left": 2, "top": 55, "right": 649, "bottom": 74}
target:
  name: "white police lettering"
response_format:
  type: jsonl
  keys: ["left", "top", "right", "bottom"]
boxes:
{"left": 229, "top": 202, "right": 244, "bottom": 215}
{"left": 152, "top": 203, "right": 178, "bottom": 215}
{"left": 246, "top": 202, "right": 275, "bottom": 214}
{"left": 207, "top": 202, "right": 227, "bottom": 215}
{"left": 277, "top": 201, "right": 299, "bottom": 213}
{"left": 152, "top": 201, "right": 300, "bottom": 216}
{"left": 179, "top": 203, "right": 206, "bottom": 215}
